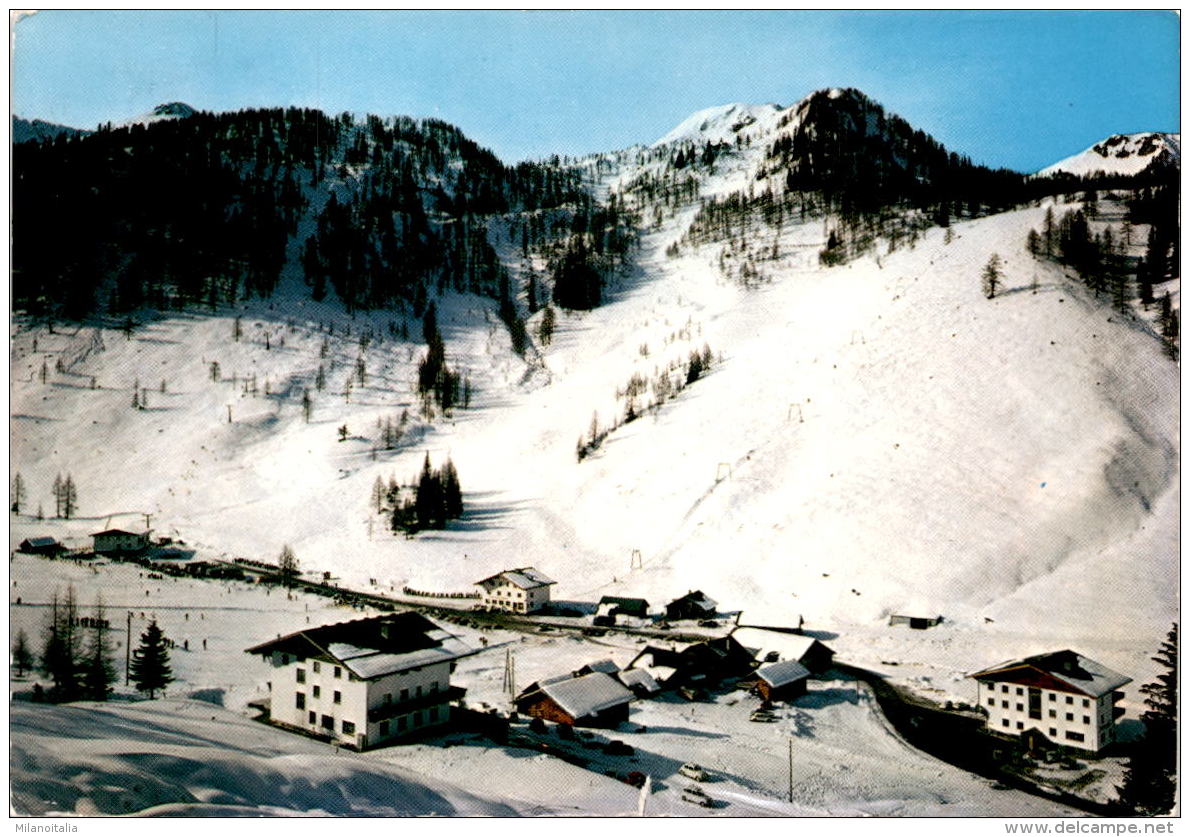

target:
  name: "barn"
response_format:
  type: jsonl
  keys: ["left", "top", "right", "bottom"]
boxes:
{"left": 665, "top": 590, "right": 717, "bottom": 621}
{"left": 730, "top": 626, "right": 836, "bottom": 674}
{"left": 18, "top": 536, "right": 66, "bottom": 556}
{"left": 598, "top": 596, "right": 650, "bottom": 619}
{"left": 515, "top": 672, "right": 633, "bottom": 727}
{"left": 754, "top": 659, "right": 811, "bottom": 702}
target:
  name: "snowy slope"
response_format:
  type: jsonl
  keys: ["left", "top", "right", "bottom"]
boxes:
{"left": 652, "top": 102, "right": 786, "bottom": 148}
{"left": 1038, "top": 132, "right": 1180, "bottom": 178}
{"left": 10, "top": 91, "right": 1179, "bottom": 718}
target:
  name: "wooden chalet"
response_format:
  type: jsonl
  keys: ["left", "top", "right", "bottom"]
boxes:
{"left": 17, "top": 536, "right": 67, "bottom": 556}
{"left": 752, "top": 659, "right": 811, "bottom": 702}
{"left": 665, "top": 590, "right": 717, "bottom": 621}
{"left": 515, "top": 671, "right": 633, "bottom": 727}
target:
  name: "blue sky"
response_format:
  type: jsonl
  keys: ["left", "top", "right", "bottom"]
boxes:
{"left": 11, "top": 10, "right": 1179, "bottom": 171}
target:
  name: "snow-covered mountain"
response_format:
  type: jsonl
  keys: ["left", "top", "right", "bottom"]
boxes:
{"left": 1038, "top": 131, "right": 1181, "bottom": 178}
{"left": 119, "top": 100, "right": 198, "bottom": 128}
{"left": 10, "top": 87, "right": 1180, "bottom": 722}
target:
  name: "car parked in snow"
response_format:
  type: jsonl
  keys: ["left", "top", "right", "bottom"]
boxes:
{"left": 679, "top": 762, "right": 709, "bottom": 781}
{"left": 749, "top": 709, "right": 778, "bottom": 723}
{"left": 681, "top": 785, "right": 714, "bottom": 807}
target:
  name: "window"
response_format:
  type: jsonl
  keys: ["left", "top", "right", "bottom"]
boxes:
{"left": 429, "top": 706, "right": 439, "bottom": 723}
{"left": 380, "top": 721, "right": 389, "bottom": 736}
{"left": 308, "top": 711, "right": 316, "bottom": 724}
{"left": 1066, "top": 713, "right": 1074, "bottom": 722}
{"left": 413, "top": 711, "right": 422, "bottom": 727}
{"left": 1002, "top": 719, "right": 1009, "bottom": 727}
{"left": 1016, "top": 688, "right": 1023, "bottom": 696}
{"left": 313, "top": 686, "right": 321, "bottom": 698}
{"left": 1016, "top": 703, "right": 1024, "bottom": 712}
{"left": 1065, "top": 696, "right": 1073, "bottom": 704}
{"left": 1001, "top": 700, "right": 1009, "bottom": 708}
{"left": 987, "top": 698, "right": 995, "bottom": 706}
{"left": 1001, "top": 685, "right": 1008, "bottom": 693}
{"left": 342, "top": 721, "right": 355, "bottom": 735}
{"left": 383, "top": 693, "right": 392, "bottom": 705}
{"left": 1049, "top": 710, "right": 1056, "bottom": 718}
{"left": 1049, "top": 693, "right": 1056, "bottom": 702}
{"left": 333, "top": 691, "right": 341, "bottom": 704}
{"left": 415, "top": 685, "right": 423, "bottom": 698}
{"left": 397, "top": 716, "right": 408, "bottom": 732}
{"left": 400, "top": 688, "right": 409, "bottom": 702}
{"left": 334, "top": 666, "right": 342, "bottom": 679}
{"left": 281, "top": 654, "right": 290, "bottom": 665}
{"left": 1083, "top": 716, "right": 1090, "bottom": 725}
{"left": 1065, "top": 731, "right": 1084, "bottom": 743}
{"left": 1082, "top": 699, "right": 1089, "bottom": 708}
{"left": 313, "top": 662, "right": 321, "bottom": 673}
{"left": 1049, "top": 728, "right": 1057, "bottom": 737}
{"left": 321, "top": 715, "right": 334, "bottom": 730}
{"left": 1016, "top": 721, "right": 1023, "bottom": 730}
{"left": 296, "top": 668, "right": 306, "bottom": 684}
{"left": 296, "top": 692, "right": 306, "bottom": 709}
{"left": 430, "top": 681, "right": 439, "bottom": 693}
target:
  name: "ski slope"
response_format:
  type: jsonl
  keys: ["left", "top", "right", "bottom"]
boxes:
{"left": 10, "top": 101, "right": 1179, "bottom": 715}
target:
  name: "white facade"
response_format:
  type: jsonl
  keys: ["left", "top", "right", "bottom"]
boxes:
{"left": 976, "top": 679, "right": 1122, "bottom": 752}
{"left": 476, "top": 568, "right": 554, "bottom": 614}
{"left": 266, "top": 650, "right": 456, "bottom": 749}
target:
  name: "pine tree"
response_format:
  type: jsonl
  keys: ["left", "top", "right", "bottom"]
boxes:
{"left": 12, "top": 628, "right": 34, "bottom": 677}
{"left": 129, "top": 620, "right": 173, "bottom": 699}
{"left": 1116, "top": 623, "right": 1177, "bottom": 815}
{"left": 442, "top": 458, "right": 463, "bottom": 520}
{"left": 981, "top": 253, "right": 1003, "bottom": 299}
{"left": 81, "top": 597, "right": 116, "bottom": 701}
{"left": 11, "top": 472, "right": 25, "bottom": 514}
{"left": 40, "top": 587, "right": 82, "bottom": 701}
{"left": 277, "top": 544, "right": 299, "bottom": 587}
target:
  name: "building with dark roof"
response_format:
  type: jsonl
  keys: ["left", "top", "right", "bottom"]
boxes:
{"left": 91, "top": 529, "right": 150, "bottom": 555}
{"left": 665, "top": 590, "right": 717, "bottom": 621}
{"left": 969, "top": 650, "right": 1131, "bottom": 753}
{"left": 515, "top": 671, "right": 633, "bottom": 727}
{"left": 18, "top": 536, "right": 67, "bottom": 556}
{"left": 245, "top": 613, "right": 471, "bottom": 749}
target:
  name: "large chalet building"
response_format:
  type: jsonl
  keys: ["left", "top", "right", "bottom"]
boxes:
{"left": 969, "top": 650, "right": 1130, "bottom": 753}
{"left": 475, "top": 567, "right": 555, "bottom": 613}
{"left": 246, "top": 613, "right": 471, "bottom": 750}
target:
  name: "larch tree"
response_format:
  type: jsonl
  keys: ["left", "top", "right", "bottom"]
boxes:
{"left": 11, "top": 472, "right": 25, "bottom": 513}
{"left": 981, "top": 253, "right": 1003, "bottom": 299}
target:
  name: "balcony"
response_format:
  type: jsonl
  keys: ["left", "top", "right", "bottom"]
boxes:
{"left": 1113, "top": 705, "right": 1126, "bottom": 720}
{"left": 1111, "top": 690, "right": 1125, "bottom": 703}
{"left": 367, "top": 686, "right": 467, "bottom": 723}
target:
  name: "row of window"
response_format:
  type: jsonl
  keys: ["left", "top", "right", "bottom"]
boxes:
{"left": 999, "top": 719, "right": 1086, "bottom": 742}
{"left": 305, "top": 711, "right": 356, "bottom": 735}
{"left": 993, "top": 701, "right": 1093, "bottom": 725}
{"left": 995, "top": 684, "right": 1090, "bottom": 707}
{"left": 376, "top": 706, "right": 440, "bottom": 737}
{"left": 296, "top": 690, "right": 340, "bottom": 709}
{"left": 296, "top": 664, "right": 342, "bottom": 683}
{"left": 379, "top": 682, "right": 439, "bottom": 706}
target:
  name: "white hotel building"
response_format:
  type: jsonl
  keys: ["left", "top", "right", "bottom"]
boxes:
{"left": 247, "top": 613, "right": 471, "bottom": 750}
{"left": 970, "top": 649, "right": 1130, "bottom": 753}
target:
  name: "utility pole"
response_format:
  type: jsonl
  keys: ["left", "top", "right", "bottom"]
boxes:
{"left": 125, "top": 611, "right": 132, "bottom": 685}
{"left": 785, "top": 738, "right": 794, "bottom": 804}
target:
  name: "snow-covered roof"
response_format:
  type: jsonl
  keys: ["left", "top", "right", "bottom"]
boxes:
{"left": 91, "top": 529, "right": 146, "bottom": 538}
{"left": 618, "top": 668, "right": 660, "bottom": 694}
{"left": 731, "top": 628, "right": 831, "bottom": 663}
{"left": 579, "top": 659, "right": 620, "bottom": 675}
{"left": 538, "top": 672, "right": 632, "bottom": 720}
{"left": 757, "top": 659, "right": 811, "bottom": 688}
{"left": 970, "top": 650, "right": 1131, "bottom": 698}
{"left": 246, "top": 613, "right": 472, "bottom": 680}
{"left": 668, "top": 590, "right": 717, "bottom": 610}
{"left": 476, "top": 567, "right": 556, "bottom": 589}
{"left": 21, "top": 536, "right": 61, "bottom": 548}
